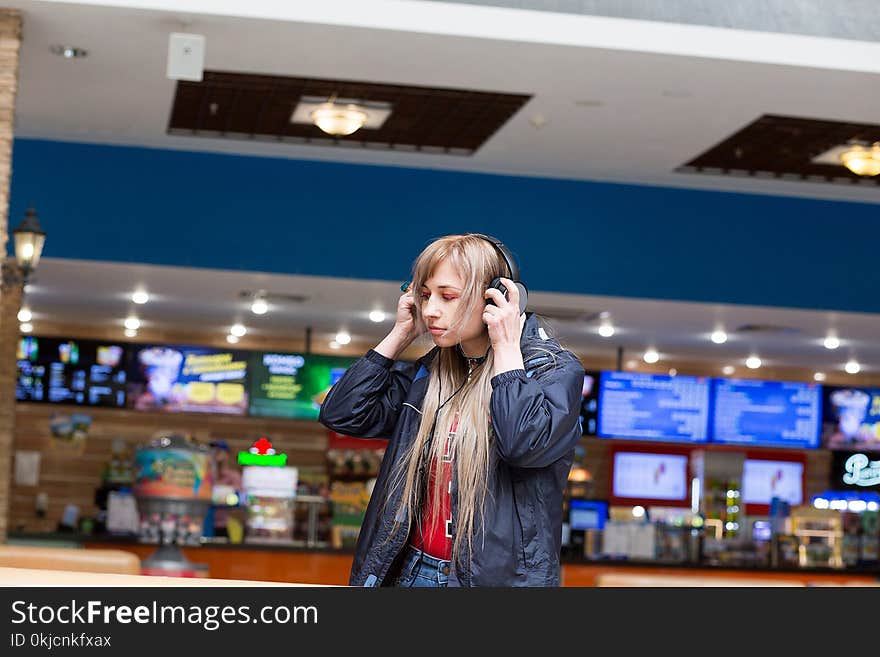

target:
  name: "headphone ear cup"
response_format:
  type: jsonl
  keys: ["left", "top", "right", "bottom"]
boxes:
{"left": 486, "top": 277, "right": 504, "bottom": 306}
{"left": 515, "top": 282, "right": 528, "bottom": 314}
{"left": 486, "top": 278, "right": 527, "bottom": 313}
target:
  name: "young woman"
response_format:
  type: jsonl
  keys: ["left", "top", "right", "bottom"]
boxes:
{"left": 319, "top": 233, "right": 585, "bottom": 587}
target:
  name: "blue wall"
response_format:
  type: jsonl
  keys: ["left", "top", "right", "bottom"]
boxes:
{"left": 8, "top": 138, "right": 878, "bottom": 314}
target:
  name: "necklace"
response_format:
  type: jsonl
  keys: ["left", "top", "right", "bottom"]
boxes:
{"left": 457, "top": 344, "right": 489, "bottom": 382}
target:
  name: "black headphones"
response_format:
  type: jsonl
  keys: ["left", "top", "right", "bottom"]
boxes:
{"left": 471, "top": 233, "right": 529, "bottom": 315}
{"left": 401, "top": 234, "right": 529, "bottom": 314}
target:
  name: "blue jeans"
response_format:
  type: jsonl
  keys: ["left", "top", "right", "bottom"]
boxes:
{"left": 393, "top": 546, "right": 451, "bottom": 587}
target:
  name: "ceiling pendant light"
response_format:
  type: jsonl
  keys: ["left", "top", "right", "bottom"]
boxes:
{"left": 310, "top": 102, "right": 368, "bottom": 136}
{"left": 840, "top": 142, "right": 880, "bottom": 177}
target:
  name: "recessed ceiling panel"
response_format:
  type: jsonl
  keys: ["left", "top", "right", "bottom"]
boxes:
{"left": 167, "top": 71, "right": 532, "bottom": 155}
{"left": 677, "top": 114, "right": 880, "bottom": 186}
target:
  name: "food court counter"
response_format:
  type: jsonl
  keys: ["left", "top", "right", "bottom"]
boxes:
{"left": 7, "top": 533, "right": 880, "bottom": 586}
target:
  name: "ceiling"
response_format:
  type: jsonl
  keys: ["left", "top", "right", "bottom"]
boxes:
{"left": 6, "top": 0, "right": 880, "bottom": 203}
{"left": 5, "top": 1, "right": 880, "bottom": 380}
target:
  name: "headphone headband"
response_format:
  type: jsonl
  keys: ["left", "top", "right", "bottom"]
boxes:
{"left": 470, "top": 233, "right": 520, "bottom": 282}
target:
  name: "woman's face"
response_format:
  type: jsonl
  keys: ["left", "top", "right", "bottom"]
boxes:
{"left": 420, "top": 257, "right": 488, "bottom": 353}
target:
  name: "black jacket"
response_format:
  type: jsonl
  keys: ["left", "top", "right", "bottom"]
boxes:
{"left": 319, "top": 313, "right": 585, "bottom": 586}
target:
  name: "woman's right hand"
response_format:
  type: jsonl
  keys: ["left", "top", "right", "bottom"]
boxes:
{"left": 374, "top": 287, "right": 425, "bottom": 360}
{"left": 392, "top": 287, "right": 424, "bottom": 342}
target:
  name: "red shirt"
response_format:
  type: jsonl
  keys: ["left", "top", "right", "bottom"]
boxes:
{"left": 411, "top": 412, "right": 458, "bottom": 561}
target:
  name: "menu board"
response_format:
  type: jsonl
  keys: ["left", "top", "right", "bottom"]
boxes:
{"left": 248, "top": 352, "right": 357, "bottom": 420}
{"left": 821, "top": 385, "right": 880, "bottom": 451}
{"left": 611, "top": 451, "right": 689, "bottom": 502}
{"left": 742, "top": 459, "right": 804, "bottom": 506}
{"left": 598, "top": 371, "right": 710, "bottom": 443}
{"left": 711, "top": 378, "right": 821, "bottom": 449}
{"left": 16, "top": 336, "right": 127, "bottom": 407}
{"left": 126, "top": 344, "right": 248, "bottom": 415}
{"left": 579, "top": 370, "right": 600, "bottom": 436}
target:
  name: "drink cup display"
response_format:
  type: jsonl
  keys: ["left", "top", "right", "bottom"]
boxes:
{"left": 831, "top": 389, "right": 871, "bottom": 442}
{"left": 138, "top": 347, "right": 184, "bottom": 404}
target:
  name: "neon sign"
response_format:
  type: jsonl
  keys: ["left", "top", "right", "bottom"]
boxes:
{"left": 842, "top": 453, "right": 880, "bottom": 487}
{"left": 237, "top": 437, "right": 287, "bottom": 467}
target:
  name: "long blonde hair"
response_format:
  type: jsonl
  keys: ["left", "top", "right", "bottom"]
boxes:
{"left": 385, "top": 234, "right": 511, "bottom": 562}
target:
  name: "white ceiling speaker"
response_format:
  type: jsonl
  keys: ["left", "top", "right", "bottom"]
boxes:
{"left": 167, "top": 33, "right": 205, "bottom": 82}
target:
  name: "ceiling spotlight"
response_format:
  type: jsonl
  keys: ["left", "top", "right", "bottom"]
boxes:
{"left": 668, "top": 368, "right": 677, "bottom": 377}
{"left": 710, "top": 330, "right": 728, "bottom": 344}
{"left": 814, "top": 372, "right": 827, "bottom": 382}
{"left": 124, "top": 316, "right": 140, "bottom": 331}
{"left": 840, "top": 142, "right": 880, "bottom": 177}
{"left": 845, "top": 359, "right": 861, "bottom": 374}
{"left": 311, "top": 102, "right": 367, "bottom": 136}
{"left": 226, "top": 334, "right": 240, "bottom": 344}
{"left": 598, "top": 323, "right": 615, "bottom": 338}
{"left": 251, "top": 295, "right": 268, "bottom": 315}
{"left": 369, "top": 310, "right": 386, "bottom": 323}
{"left": 50, "top": 44, "right": 88, "bottom": 59}
{"left": 722, "top": 365, "right": 735, "bottom": 376}
{"left": 335, "top": 331, "right": 352, "bottom": 345}
{"left": 824, "top": 335, "right": 840, "bottom": 350}
{"left": 625, "top": 360, "right": 638, "bottom": 370}
{"left": 230, "top": 323, "right": 247, "bottom": 337}
{"left": 17, "top": 307, "right": 32, "bottom": 323}
{"left": 19, "top": 322, "right": 33, "bottom": 334}
{"left": 329, "top": 340, "right": 341, "bottom": 350}
{"left": 132, "top": 290, "right": 150, "bottom": 304}
{"left": 124, "top": 328, "right": 138, "bottom": 338}
{"left": 746, "top": 356, "right": 762, "bottom": 369}
{"left": 528, "top": 114, "right": 548, "bottom": 129}
{"left": 643, "top": 349, "right": 659, "bottom": 364}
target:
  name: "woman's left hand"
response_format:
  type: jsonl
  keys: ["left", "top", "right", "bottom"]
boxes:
{"left": 483, "top": 278, "right": 525, "bottom": 349}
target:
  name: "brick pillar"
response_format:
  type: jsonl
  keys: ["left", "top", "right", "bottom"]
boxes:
{"left": 0, "top": 262, "right": 22, "bottom": 541}
{"left": 0, "top": 9, "right": 22, "bottom": 543}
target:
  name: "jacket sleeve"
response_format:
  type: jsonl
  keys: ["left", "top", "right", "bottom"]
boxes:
{"left": 489, "top": 351, "right": 585, "bottom": 468}
{"left": 318, "top": 349, "right": 418, "bottom": 439}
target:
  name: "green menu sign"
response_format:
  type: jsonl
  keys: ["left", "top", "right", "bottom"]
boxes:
{"left": 247, "top": 352, "right": 357, "bottom": 420}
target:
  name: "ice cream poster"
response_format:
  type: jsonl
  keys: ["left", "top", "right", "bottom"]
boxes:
{"left": 127, "top": 345, "right": 248, "bottom": 415}
{"left": 247, "top": 352, "right": 357, "bottom": 420}
{"left": 822, "top": 386, "right": 880, "bottom": 450}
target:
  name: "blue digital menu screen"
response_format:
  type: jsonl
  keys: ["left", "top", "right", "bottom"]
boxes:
{"left": 598, "top": 371, "right": 711, "bottom": 443}
{"left": 710, "top": 378, "right": 822, "bottom": 448}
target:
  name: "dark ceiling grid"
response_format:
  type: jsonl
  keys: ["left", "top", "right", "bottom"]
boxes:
{"left": 677, "top": 114, "right": 880, "bottom": 186}
{"left": 167, "top": 71, "right": 532, "bottom": 155}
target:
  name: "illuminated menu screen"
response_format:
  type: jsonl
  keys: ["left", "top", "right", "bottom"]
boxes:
{"left": 579, "top": 371, "right": 600, "bottom": 436}
{"left": 612, "top": 452, "right": 689, "bottom": 501}
{"left": 126, "top": 344, "right": 249, "bottom": 415}
{"left": 742, "top": 459, "right": 804, "bottom": 506}
{"left": 598, "top": 371, "right": 710, "bottom": 443}
{"left": 16, "top": 337, "right": 127, "bottom": 407}
{"left": 711, "top": 378, "right": 821, "bottom": 449}
{"left": 247, "top": 352, "right": 357, "bottom": 420}
{"left": 821, "top": 385, "right": 880, "bottom": 451}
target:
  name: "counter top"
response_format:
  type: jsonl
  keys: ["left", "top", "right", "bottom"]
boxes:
{"left": 8, "top": 532, "right": 354, "bottom": 555}
{"left": 10, "top": 532, "right": 880, "bottom": 579}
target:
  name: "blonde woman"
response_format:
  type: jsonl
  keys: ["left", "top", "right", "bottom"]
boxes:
{"left": 320, "top": 233, "right": 585, "bottom": 586}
